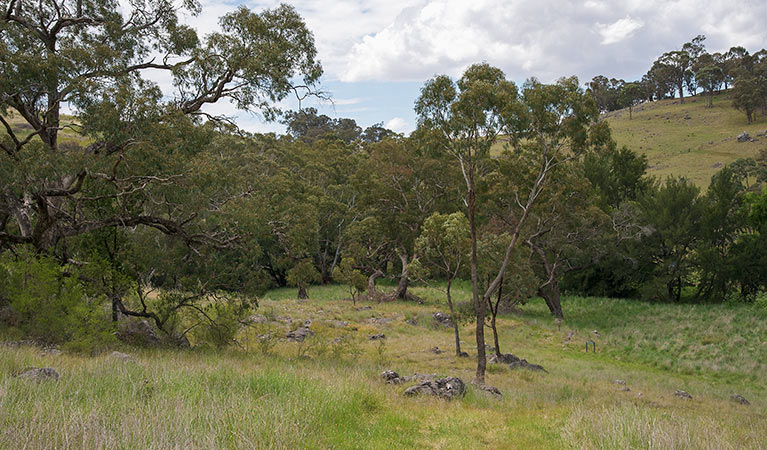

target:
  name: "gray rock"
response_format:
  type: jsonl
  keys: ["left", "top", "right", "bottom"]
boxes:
{"left": 356, "top": 306, "right": 372, "bottom": 311}
{"left": 16, "top": 367, "right": 59, "bottom": 381}
{"left": 619, "top": 386, "right": 631, "bottom": 392}
{"left": 430, "top": 346, "right": 443, "bottom": 354}
{"left": 368, "top": 334, "right": 386, "bottom": 341}
{"left": 381, "top": 370, "right": 401, "bottom": 384}
{"left": 248, "top": 314, "right": 267, "bottom": 324}
{"left": 303, "top": 319, "right": 312, "bottom": 328}
{"left": 286, "top": 327, "right": 314, "bottom": 342}
{"left": 403, "top": 377, "right": 466, "bottom": 400}
{"left": 489, "top": 353, "right": 521, "bottom": 364}
{"left": 508, "top": 359, "right": 547, "bottom": 373}
{"left": 400, "top": 373, "right": 437, "bottom": 383}
{"left": 458, "top": 351, "right": 469, "bottom": 358}
{"left": 117, "top": 319, "right": 160, "bottom": 346}
{"left": 476, "top": 384, "right": 502, "bottom": 398}
{"left": 41, "top": 347, "right": 62, "bottom": 356}
{"left": 675, "top": 389, "right": 693, "bottom": 400}
{"left": 432, "top": 312, "right": 453, "bottom": 328}
{"left": 110, "top": 351, "right": 135, "bottom": 361}
{"left": 615, "top": 380, "right": 626, "bottom": 385}
{"left": 737, "top": 132, "right": 750, "bottom": 142}
{"left": 730, "top": 394, "right": 750, "bottom": 405}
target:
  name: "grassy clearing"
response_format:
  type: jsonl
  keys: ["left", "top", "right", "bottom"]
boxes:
{"left": 605, "top": 92, "right": 767, "bottom": 188}
{"left": 1, "top": 283, "right": 765, "bottom": 449}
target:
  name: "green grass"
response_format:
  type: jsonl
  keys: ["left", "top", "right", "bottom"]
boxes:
{"left": 605, "top": 92, "right": 767, "bottom": 188}
{"left": 2, "top": 282, "right": 766, "bottom": 448}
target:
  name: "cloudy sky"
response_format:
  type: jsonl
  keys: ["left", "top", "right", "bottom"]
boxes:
{"left": 177, "top": 0, "right": 767, "bottom": 135}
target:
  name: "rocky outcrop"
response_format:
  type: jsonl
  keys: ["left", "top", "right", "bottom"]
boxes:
{"left": 16, "top": 367, "right": 59, "bottom": 381}
{"left": 286, "top": 326, "right": 314, "bottom": 342}
{"left": 403, "top": 377, "right": 466, "bottom": 400}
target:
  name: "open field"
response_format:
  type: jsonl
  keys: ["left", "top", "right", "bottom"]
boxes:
{"left": 605, "top": 93, "right": 767, "bottom": 188}
{"left": 2, "top": 283, "right": 765, "bottom": 449}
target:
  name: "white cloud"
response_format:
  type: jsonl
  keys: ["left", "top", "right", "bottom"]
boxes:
{"left": 596, "top": 16, "right": 644, "bottom": 45}
{"left": 385, "top": 117, "right": 409, "bottom": 133}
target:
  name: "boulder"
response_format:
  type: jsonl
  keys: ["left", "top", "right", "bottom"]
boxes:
{"left": 381, "top": 370, "right": 402, "bottom": 384}
{"left": 730, "top": 394, "right": 750, "bottom": 405}
{"left": 399, "top": 373, "right": 436, "bottom": 383}
{"left": 286, "top": 327, "right": 314, "bottom": 342}
{"left": 16, "top": 367, "right": 59, "bottom": 381}
{"left": 476, "top": 384, "right": 502, "bottom": 398}
{"left": 117, "top": 319, "right": 161, "bottom": 346}
{"left": 675, "top": 389, "right": 693, "bottom": 400}
{"left": 369, "top": 334, "right": 386, "bottom": 341}
{"left": 403, "top": 377, "right": 466, "bottom": 400}
{"left": 432, "top": 312, "right": 453, "bottom": 328}
{"left": 458, "top": 351, "right": 469, "bottom": 358}
{"left": 614, "top": 380, "right": 626, "bottom": 385}
{"left": 41, "top": 347, "right": 62, "bottom": 356}
{"left": 328, "top": 320, "right": 348, "bottom": 328}
{"left": 489, "top": 353, "right": 520, "bottom": 364}
{"left": 508, "top": 359, "right": 547, "bottom": 373}
{"left": 737, "top": 132, "right": 750, "bottom": 142}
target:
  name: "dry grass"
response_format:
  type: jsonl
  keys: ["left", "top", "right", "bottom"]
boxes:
{"left": 1, "top": 284, "right": 765, "bottom": 449}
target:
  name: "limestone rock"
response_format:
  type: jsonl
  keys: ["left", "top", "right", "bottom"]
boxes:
{"left": 477, "top": 384, "right": 502, "bottom": 398}
{"left": 381, "top": 370, "right": 402, "bottom": 384}
{"left": 369, "top": 333, "right": 386, "bottom": 341}
{"left": 110, "top": 351, "right": 135, "bottom": 361}
{"left": 675, "top": 389, "right": 693, "bottom": 400}
{"left": 403, "top": 377, "right": 466, "bottom": 400}
{"left": 737, "top": 132, "right": 750, "bottom": 142}
{"left": 286, "top": 327, "right": 314, "bottom": 342}
{"left": 489, "top": 353, "right": 520, "bottom": 364}
{"left": 432, "top": 312, "right": 453, "bottom": 328}
{"left": 16, "top": 367, "right": 59, "bottom": 381}
{"left": 730, "top": 394, "right": 750, "bottom": 405}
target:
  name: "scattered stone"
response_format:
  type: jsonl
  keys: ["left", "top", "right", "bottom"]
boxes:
{"left": 16, "top": 367, "right": 59, "bottom": 381}
{"left": 458, "top": 351, "right": 469, "bottom": 358}
{"left": 508, "top": 359, "right": 548, "bottom": 373}
{"left": 614, "top": 380, "right": 626, "bottom": 385}
{"left": 41, "top": 347, "right": 62, "bottom": 356}
{"left": 432, "top": 312, "right": 453, "bottom": 328}
{"left": 276, "top": 315, "right": 293, "bottom": 324}
{"left": 403, "top": 377, "right": 466, "bottom": 400}
{"left": 430, "top": 346, "right": 443, "bottom": 354}
{"left": 476, "top": 384, "right": 502, "bottom": 398}
{"left": 367, "top": 316, "right": 395, "bottom": 325}
{"left": 286, "top": 327, "right": 314, "bottom": 342}
{"left": 381, "top": 370, "right": 402, "bottom": 384}
{"left": 405, "top": 317, "right": 418, "bottom": 326}
{"left": 730, "top": 394, "right": 750, "bottom": 405}
{"left": 489, "top": 353, "right": 521, "bottom": 364}
{"left": 110, "top": 351, "right": 135, "bottom": 361}
{"left": 356, "top": 306, "right": 372, "bottom": 311}
{"left": 303, "top": 319, "right": 312, "bottom": 328}
{"left": 620, "top": 386, "right": 631, "bottom": 392}
{"left": 737, "top": 132, "right": 750, "bottom": 142}
{"left": 675, "top": 389, "right": 693, "bottom": 400}
{"left": 592, "top": 330, "right": 600, "bottom": 337}
{"left": 369, "top": 334, "right": 386, "bottom": 341}
{"left": 328, "top": 320, "right": 349, "bottom": 328}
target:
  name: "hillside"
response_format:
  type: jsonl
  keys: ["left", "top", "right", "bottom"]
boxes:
{"left": 605, "top": 92, "right": 767, "bottom": 188}
{"left": 2, "top": 284, "right": 766, "bottom": 449}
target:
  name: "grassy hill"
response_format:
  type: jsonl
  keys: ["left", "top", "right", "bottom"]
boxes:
{"left": 2, "top": 284, "right": 766, "bottom": 449}
{"left": 606, "top": 92, "right": 767, "bottom": 188}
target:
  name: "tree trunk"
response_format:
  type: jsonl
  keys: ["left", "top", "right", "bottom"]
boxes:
{"left": 538, "top": 283, "right": 563, "bottom": 320}
{"left": 367, "top": 269, "right": 384, "bottom": 297}
{"left": 393, "top": 250, "right": 409, "bottom": 299}
{"left": 492, "top": 275, "right": 503, "bottom": 356}
{"left": 629, "top": 105, "right": 632, "bottom": 120}
{"left": 446, "top": 278, "right": 462, "bottom": 356}
{"left": 297, "top": 285, "right": 308, "bottom": 299}
{"left": 468, "top": 185, "right": 486, "bottom": 384}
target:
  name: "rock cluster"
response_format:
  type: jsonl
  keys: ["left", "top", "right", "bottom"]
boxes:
{"left": 432, "top": 312, "right": 453, "bottom": 328}
{"left": 16, "top": 367, "right": 59, "bottom": 381}
{"left": 286, "top": 326, "right": 314, "bottom": 342}
{"left": 737, "top": 132, "right": 750, "bottom": 142}
{"left": 675, "top": 389, "right": 693, "bottom": 400}
{"left": 489, "top": 353, "right": 547, "bottom": 372}
{"left": 403, "top": 377, "right": 466, "bottom": 400}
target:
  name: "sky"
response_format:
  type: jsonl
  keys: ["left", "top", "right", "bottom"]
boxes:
{"left": 170, "top": 0, "right": 767, "bottom": 135}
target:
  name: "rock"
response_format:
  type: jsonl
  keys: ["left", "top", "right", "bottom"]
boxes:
{"left": 619, "top": 386, "right": 631, "bottom": 392}
{"left": 16, "top": 367, "right": 59, "bottom": 381}
{"left": 403, "top": 377, "right": 466, "bottom": 400}
{"left": 489, "top": 353, "right": 520, "bottom": 364}
{"left": 400, "top": 373, "right": 436, "bottom": 383}
{"left": 369, "top": 334, "right": 386, "bottom": 341}
{"left": 286, "top": 327, "right": 314, "bottom": 342}
{"left": 712, "top": 162, "right": 723, "bottom": 169}
{"left": 730, "top": 394, "right": 750, "bottom": 405}
{"left": 737, "top": 132, "right": 750, "bottom": 142}
{"left": 247, "top": 314, "right": 267, "bottom": 324}
{"left": 110, "top": 351, "right": 135, "bottom": 361}
{"left": 477, "top": 384, "right": 502, "bottom": 398}
{"left": 170, "top": 333, "right": 191, "bottom": 348}
{"left": 117, "top": 319, "right": 161, "bottom": 346}
{"left": 328, "top": 320, "right": 348, "bottom": 328}
{"left": 430, "top": 346, "right": 443, "bottom": 354}
{"left": 41, "top": 347, "right": 62, "bottom": 356}
{"left": 356, "top": 306, "right": 372, "bottom": 311}
{"left": 592, "top": 330, "right": 600, "bottom": 337}
{"left": 381, "top": 370, "right": 402, "bottom": 384}
{"left": 458, "top": 351, "right": 469, "bottom": 358}
{"left": 405, "top": 318, "right": 418, "bottom": 326}
{"left": 508, "top": 359, "right": 547, "bottom": 373}
{"left": 684, "top": 114, "right": 691, "bottom": 120}
{"left": 563, "top": 330, "right": 575, "bottom": 343}
{"left": 303, "top": 319, "right": 312, "bottom": 328}
{"left": 367, "top": 316, "right": 395, "bottom": 325}
{"left": 614, "top": 380, "right": 626, "bottom": 385}
{"left": 675, "top": 390, "right": 693, "bottom": 400}
{"left": 432, "top": 312, "right": 453, "bottom": 328}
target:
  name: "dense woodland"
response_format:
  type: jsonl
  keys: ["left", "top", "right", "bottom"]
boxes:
{"left": 1, "top": 1, "right": 767, "bottom": 384}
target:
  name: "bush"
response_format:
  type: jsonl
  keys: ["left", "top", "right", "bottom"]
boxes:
{"left": 0, "top": 250, "right": 115, "bottom": 352}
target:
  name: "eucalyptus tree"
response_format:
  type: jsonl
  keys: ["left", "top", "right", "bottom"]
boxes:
{"left": 414, "top": 212, "right": 470, "bottom": 356}
{"left": 0, "top": 0, "right": 322, "bottom": 253}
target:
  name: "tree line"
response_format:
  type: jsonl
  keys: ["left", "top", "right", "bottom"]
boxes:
{"left": 2, "top": 1, "right": 766, "bottom": 383}
{"left": 588, "top": 35, "right": 767, "bottom": 121}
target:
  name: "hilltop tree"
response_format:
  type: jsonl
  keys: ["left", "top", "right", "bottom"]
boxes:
{"left": 654, "top": 50, "right": 692, "bottom": 103}
{"left": 618, "top": 82, "right": 643, "bottom": 119}
{"left": 695, "top": 64, "right": 724, "bottom": 107}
